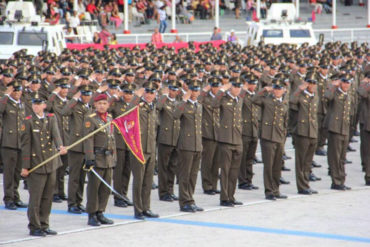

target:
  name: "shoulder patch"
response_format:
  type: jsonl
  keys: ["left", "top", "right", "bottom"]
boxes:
{"left": 85, "top": 121, "right": 91, "bottom": 128}
{"left": 89, "top": 113, "right": 97, "bottom": 118}
{"left": 25, "top": 115, "right": 32, "bottom": 120}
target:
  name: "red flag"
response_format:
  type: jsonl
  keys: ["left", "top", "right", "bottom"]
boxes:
{"left": 112, "top": 106, "right": 145, "bottom": 164}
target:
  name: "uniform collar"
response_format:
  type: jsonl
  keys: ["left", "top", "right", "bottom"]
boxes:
{"left": 7, "top": 95, "right": 21, "bottom": 104}
{"left": 188, "top": 98, "right": 198, "bottom": 105}
{"left": 338, "top": 87, "right": 347, "bottom": 95}
{"left": 227, "top": 91, "right": 238, "bottom": 102}
{"left": 304, "top": 90, "right": 315, "bottom": 97}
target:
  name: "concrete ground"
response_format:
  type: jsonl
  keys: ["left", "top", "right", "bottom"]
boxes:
{"left": 1, "top": 135, "right": 369, "bottom": 246}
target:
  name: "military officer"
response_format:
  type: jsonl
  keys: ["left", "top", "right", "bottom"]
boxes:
{"left": 199, "top": 77, "right": 221, "bottom": 195}
{"left": 173, "top": 80, "right": 204, "bottom": 213}
{"left": 109, "top": 83, "right": 135, "bottom": 207}
{"left": 253, "top": 78, "right": 289, "bottom": 200}
{"left": 129, "top": 82, "right": 160, "bottom": 219}
{"left": 20, "top": 93, "right": 67, "bottom": 236}
{"left": 156, "top": 80, "right": 181, "bottom": 202}
{"left": 290, "top": 73, "right": 319, "bottom": 195}
{"left": 47, "top": 79, "right": 70, "bottom": 202}
{"left": 315, "top": 62, "right": 331, "bottom": 156}
{"left": 0, "top": 80, "right": 28, "bottom": 210}
{"left": 62, "top": 85, "right": 93, "bottom": 214}
{"left": 83, "top": 94, "right": 116, "bottom": 226}
{"left": 358, "top": 73, "right": 370, "bottom": 185}
{"left": 212, "top": 77, "right": 244, "bottom": 207}
{"left": 238, "top": 75, "right": 259, "bottom": 191}
{"left": 325, "top": 74, "right": 352, "bottom": 190}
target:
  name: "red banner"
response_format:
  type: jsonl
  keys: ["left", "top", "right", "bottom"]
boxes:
{"left": 67, "top": 40, "right": 226, "bottom": 52}
{"left": 112, "top": 106, "right": 145, "bottom": 164}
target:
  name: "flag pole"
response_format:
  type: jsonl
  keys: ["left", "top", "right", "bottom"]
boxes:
{"left": 28, "top": 106, "right": 138, "bottom": 174}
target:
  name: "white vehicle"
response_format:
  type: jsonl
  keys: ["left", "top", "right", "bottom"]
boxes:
{"left": 245, "top": 3, "right": 317, "bottom": 46}
{"left": 0, "top": 0, "right": 66, "bottom": 60}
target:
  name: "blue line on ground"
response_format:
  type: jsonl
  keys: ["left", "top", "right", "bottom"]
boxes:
{"left": 2, "top": 206, "right": 370, "bottom": 244}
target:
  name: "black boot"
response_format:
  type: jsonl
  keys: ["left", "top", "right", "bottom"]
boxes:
{"left": 96, "top": 212, "right": 114, "bottom": 225}
{"left": 88, "top": 213, "right": 101, "bottom": 226}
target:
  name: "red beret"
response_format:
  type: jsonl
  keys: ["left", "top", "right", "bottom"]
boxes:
{"left": 94, "top": 94, "right": 108, "bottom": 102}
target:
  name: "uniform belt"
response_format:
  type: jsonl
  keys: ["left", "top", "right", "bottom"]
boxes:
{"left": 94, "top": 147, "right": 113, "bottom": 155}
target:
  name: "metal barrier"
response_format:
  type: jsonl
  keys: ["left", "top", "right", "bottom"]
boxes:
{"left": 64, "top": 28, "right": 370, "bottom": 44}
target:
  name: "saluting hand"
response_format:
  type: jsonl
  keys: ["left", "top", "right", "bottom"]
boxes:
{"left": 332, "top": 80, "right": 340, "bottom": 87}
{"left": 5, "top": 85, "right": 14, "bottom": 95}
{"left": 202, "top": 84, "right": 211, "bottom": 92}
{"left": 98, "top": 84, "right": 109, "bottom": 92}
{"left": 298, "top": 82, "right": 308, "bottom": 91}
{"left": 161, "top": 87, "right": 169, "bottom": 95}
{"left": 221, "top": 83, "right": 232, "bottom": 91}
{"left": 53, "top": 86, "right": 62, "bottom": 94}
{"left": 135, "top": 88, "right": 145, "bottom": 97}
{"left": 183, "top": 90, "right": 191, "bottom": 101}
{"left": 264, "top": 86, "right": 273, "bottom": 92}
{"left": 73, "top": 91, "right": 81, "bottom": 100}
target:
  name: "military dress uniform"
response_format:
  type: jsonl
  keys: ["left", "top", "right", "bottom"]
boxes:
{"left": 173, "top": 80, "right": 203, "bottom": 212}
{"left": 238, "top": 78, "right": 259, "bottom": 190}
{"left": 0, "top": 82, "right": 27, "bottom": 209}
{"left": 212, "top": 79, "right": 244, "bottom": 206}
{"left": 199, "top": 78, "right": 221, "bottom": 195}
{"left": 83, "top": 97, "right": 116, "bottom": 226}
{"left": 290, "top": 79, "right": 319, "bottom": 194}
{"left": 156, "top": 89, "right": 181, "bottom": 201}
{"left": 62, "top": 86, "right": 93, "bottom": 213}
{"left": 47, "top": 80, "right": 70, "bottom": 201}
{"left": 129, "top": 83, "right": 159, "bottom": 219}
{"left": 109, "top": 83, "right": 135, "bottom": 207}
{"left": 315, "top": 71, "right": 331, "bottom": 154}
{"left": 358, "top": 79, "right": 370, "bottom": 185}
{"left": 253, "top": 81, "right": 289, "bottom": 200}
{"left": 324, "top": 77, "right": 352, "bottom": 190}
{"left": 21, "top": 100, "right": 63, "bottom": 236}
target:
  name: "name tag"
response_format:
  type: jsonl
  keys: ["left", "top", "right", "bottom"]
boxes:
{"left": 33, "top": 129, "right": 40, "bottom": 132}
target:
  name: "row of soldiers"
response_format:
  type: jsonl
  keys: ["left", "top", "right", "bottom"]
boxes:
{"left": 0, "top": 41, "right": 369, "bottom": 236}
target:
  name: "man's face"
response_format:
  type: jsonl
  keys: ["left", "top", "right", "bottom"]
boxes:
{"left": 299, "top": 67, "right": 307, "bottom": 74}
{"left": 122, "top": 92, "right": 133, "bottom": 102}
{"left": 340, "top": 81, "right": 351, "bottom": 92}
{"left": 320, "top": 68, "right": 328, "bottom": 75}
{"left": 94, "top": 100, "right": 109, "bottom": 114}
{"left": 32, "top": 103, "right": 46, "bottom": 115}
{"left": 230, "top": 85, "right": 241, "bottom": 97}
{"left": 125, "top": 75, "right": 135, "bottom": 83}
{"left": 190, "top": 89, "right": 200, "bottom": 100}
{"left": 210, "top": 86, "right": 220, "bottom": 95}
{"left": 59, "top": 88, "right": 69, "bottom": 98}
{"left": 307, "top": 83, "right": 317, "bottom": 94}
{"left": 10, "top": 90, "right": 22, "bottom": 100}
{"left": 247, "top": 83, "right": 257, "bottom": 92}
{"left": 144, "top": 91, "right": 156, "bottom": 103}
{"left": 30, "top": 83, "right": 41, "bottom": 92}
{"left": 273, "top": 88, "right": 285, "bottom": 98}
{"left": 168, "top": 88, "right": 178, "bottom": 98}
{"left": 81, "top": 94, "right": 92, "bottom": 103}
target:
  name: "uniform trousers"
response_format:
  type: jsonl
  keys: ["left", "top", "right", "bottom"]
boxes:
{"left": 219, "top": 143, "right": 242, "bottom": 202}
{"left": 131, "top": 152, "right": 155, "bottom": 214}
{"left": 295, "top": 135, "right": 317, "bottom": 191}
{"left": 201, "top": 138, "right": 219, "bottom": 191}
{"left": 238, "top": 136, "right": 258, "bottom": 186}
{"left": 327, "top": 131, "right": 349, "bottom": 186}
{"left": 1, "top": 148, "right": 21, "bottom": 204}
{"left": 67, "top": 151, "right": 86, "bottom": 207}
{"left": 260, "top": 139, "right": 284, "bottom": 196}
{"left": 157, "top": 143, "right": 177, "bottom": 198}
{"left": 113, "top": 148, "right": 131, "bottom": 199}
{"left": 86, "top": 167, "right": 112, "bottom": 213}
{"left": 27, "top": 171, "right": 56, "bottom": 231}
{"left": 177, "top": 150, "right": 201, "bottom": 208}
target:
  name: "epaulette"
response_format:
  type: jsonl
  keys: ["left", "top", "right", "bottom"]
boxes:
{"left": 47, "top": 113, "right": 54, "bottom": 117}
{"left": 89, "top": 113, "right": 97, "bottom": 118}
{"left": 25, "top": 115, "right": 32, "bottom": 120}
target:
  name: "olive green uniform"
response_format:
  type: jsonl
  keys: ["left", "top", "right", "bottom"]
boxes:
{"left": 0, "top": 95, "right": 25, "bottom": 205}
{"left": 156, "top": 95, "right": 180, "bottom": 198}
{"left": 84, "top": 112, "right": 116, "bottom": 214}
{"left": 21, "top": 112, "right": 62, "bottom": 231}
{"left": 358, "top": 82, "right": 370, "bottom": 184}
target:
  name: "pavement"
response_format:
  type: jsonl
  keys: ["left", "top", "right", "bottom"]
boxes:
{"left": 1, "top": 134, "right": 369, "bottom": 246}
